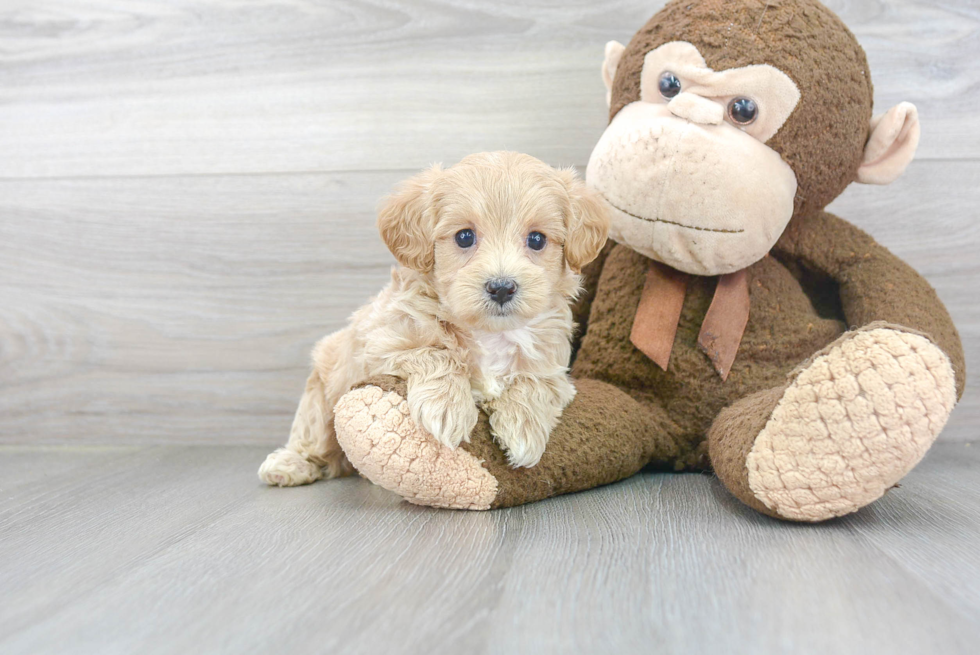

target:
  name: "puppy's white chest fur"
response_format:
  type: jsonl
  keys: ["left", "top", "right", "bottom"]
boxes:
{"left": 470, "top": 328, "right": 531, "bottom": 402}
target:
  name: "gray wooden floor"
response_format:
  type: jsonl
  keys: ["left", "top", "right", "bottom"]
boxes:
{"left": 1, "top": 442, "right": 978, "bottom": 655}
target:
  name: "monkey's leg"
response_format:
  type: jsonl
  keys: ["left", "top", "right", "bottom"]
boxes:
{"left": 333, "top": 376, "right": 679, "bottom": 509}
{"left": 708, "top": 326, "right": 957, "bottom": 522}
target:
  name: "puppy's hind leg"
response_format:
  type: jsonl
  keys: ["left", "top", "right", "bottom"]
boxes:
{"left": 259, "top": 334, "right": 355, "bottom": 487}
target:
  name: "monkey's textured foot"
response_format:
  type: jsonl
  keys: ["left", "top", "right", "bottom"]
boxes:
{"left": 712, "top": 326, "right": 957, "bottom": 522}
{"left": 258, "top": 448, "right": 323, "bottom": 487}
{"left": 334, "top": 384, "right": 498, "bottom": 510}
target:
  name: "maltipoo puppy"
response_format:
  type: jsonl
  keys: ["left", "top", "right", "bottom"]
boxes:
{"left": 258, "top": 151, "right": 609, "bottom": 486}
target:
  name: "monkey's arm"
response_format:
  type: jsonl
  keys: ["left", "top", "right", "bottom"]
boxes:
{"left": 774, "top": 211, "right": 965, "bottom": 398}
{"left": 570, "top": 239, "right": 615, "bottom": 359}
{"left": 334, "top": 375, "right": 680, "bottom": 509}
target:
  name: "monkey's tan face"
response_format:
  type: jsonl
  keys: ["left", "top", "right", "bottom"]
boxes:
{"left": 587, "top": 41, "right": 802, "bottom": 276}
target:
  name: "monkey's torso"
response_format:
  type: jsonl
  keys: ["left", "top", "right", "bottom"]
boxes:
{"left": 571, "top": 243, "right": 846, "bottom": 461}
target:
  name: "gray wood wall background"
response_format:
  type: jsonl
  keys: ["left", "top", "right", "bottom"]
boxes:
{"left": 1, "top": 0, "right": 977, "bottom": 446}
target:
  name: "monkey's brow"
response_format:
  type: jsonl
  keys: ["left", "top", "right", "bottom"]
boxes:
{"left": 601, "top": 195, "right": 746, "bottom": 234}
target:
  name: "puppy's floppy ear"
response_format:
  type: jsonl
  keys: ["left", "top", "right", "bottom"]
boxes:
{"left": 558, "top": 169, "right": 611, "bottom": 273}
{"left": 377, "top": 165, "right": 443, "bottom": 272}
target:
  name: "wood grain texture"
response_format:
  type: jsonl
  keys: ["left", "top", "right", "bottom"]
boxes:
{"left": 0, "top": 0, "right": 976, "bottom": 446}
{"left": 0, "top": 171, "right": 399, "bottom": 444}
{"left": 0, "top": 443, "right": 978, "bottom": 654}
{"left": 0, "top": 0, "right": 977, "bottom": 179}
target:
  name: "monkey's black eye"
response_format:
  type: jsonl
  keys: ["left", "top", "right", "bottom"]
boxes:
{"left": 728, "top": 97, "right": 758, "bottom": 125}
{"left": 526, "top": 231, "right": 547, "bottom": 251}
{"left": 455, "top": 229, "right": 476, "bottom": 248}
{"left": 659, "top": 72, "right": 682, "bottom": 99}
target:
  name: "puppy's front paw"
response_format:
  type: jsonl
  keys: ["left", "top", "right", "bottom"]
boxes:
{"left": 489, "top": 407, "right": 550, "bottom": 469}
{"left": 407, "top": 377, "right": 480, "bottom": 449}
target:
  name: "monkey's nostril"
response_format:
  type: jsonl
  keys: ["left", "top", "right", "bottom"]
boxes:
{"left": 485, "top": 278, "right": 518, "bottom": 306}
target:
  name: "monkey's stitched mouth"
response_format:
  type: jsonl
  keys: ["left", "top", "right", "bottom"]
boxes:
{"left": 601, "top": 195, "right": 745, "bottom": 234}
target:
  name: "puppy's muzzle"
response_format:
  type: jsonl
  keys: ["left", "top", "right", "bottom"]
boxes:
{"left": 485, "top": 278, "right": 518, "bottom": 306}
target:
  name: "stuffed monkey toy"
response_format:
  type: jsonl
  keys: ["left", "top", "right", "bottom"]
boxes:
{"left": 330, "top": 0, "right": 965, "bottom": 521}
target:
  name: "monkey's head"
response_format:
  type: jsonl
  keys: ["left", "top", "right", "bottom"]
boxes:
{"left": 586, "top": 0, "right": 921, "bottom": 276}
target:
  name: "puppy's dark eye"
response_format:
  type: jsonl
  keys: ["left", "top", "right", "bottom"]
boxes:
{"left": 526, "top": 231, "right": 547, "bottom": 251}
{"left": 728, "top": 97, "right": 758, "bottom": 125}
{"left": 454, "top": 229, "right": 476, "bottom": 248}
{"left": 659, "top": 72, "right": 682, "bottom": 99}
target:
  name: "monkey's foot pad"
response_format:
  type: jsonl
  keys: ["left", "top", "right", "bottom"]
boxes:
{"left": 334, "top": 385, "right": 498, "bottom": 510}
{"left": 746, "top": 327, "right": 957, "bottom": 522}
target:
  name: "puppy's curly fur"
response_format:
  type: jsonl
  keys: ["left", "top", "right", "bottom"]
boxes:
{"left": 259, "top": 152, "right": 609, "bottom": 486}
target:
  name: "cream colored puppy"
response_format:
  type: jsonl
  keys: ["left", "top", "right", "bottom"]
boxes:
{"left": 258, "top": 152, "right": 609, "bottom": 486}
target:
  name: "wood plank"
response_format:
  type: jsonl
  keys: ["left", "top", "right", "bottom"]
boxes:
{"left": 480, "top": 473, "right": 980, "bottom": 655}
{"left": 0, "top": 446, "right": 271, "bottom": 637}
{"left": 842, "top": 443, "right": 980, "bottom": 620}
{"left": 0, "top": 171, "right": 400, "bottom": 444}
{"left": 0, "top": 444, "right": 143, "bottom": 493}
{"left": 0, "top": 0, "right": 976, "bottom": 180}
{"left": 0, "top": 444, "right": 977, "bottom": 654}
{"left": 0, "top": 160, "right": 976, "bottom": 444}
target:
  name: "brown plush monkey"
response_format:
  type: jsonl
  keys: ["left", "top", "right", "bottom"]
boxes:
{"left": 330, "top": 0, "right": 965, "bottom": 521}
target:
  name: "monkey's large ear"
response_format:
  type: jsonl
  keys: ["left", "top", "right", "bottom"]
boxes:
{"left": 602, "top": 41, "right": 626, "bottom": 108}
{"left": 856, "top": 102, "right": 921, "bottom": 185}
{"left": 377, "top": 165, "right": 443, "bottom": 272}
{"left": 560, "top": 170, "right": 611, "bottom": 273}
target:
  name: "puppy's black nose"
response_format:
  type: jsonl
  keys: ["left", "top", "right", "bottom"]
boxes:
{"left": 486, "top": 278, "right": 518, "bottom": 305}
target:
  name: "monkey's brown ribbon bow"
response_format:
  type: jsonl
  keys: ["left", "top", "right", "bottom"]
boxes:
{"left": 630, "top": 262, "right": 750, "bottom": 381}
